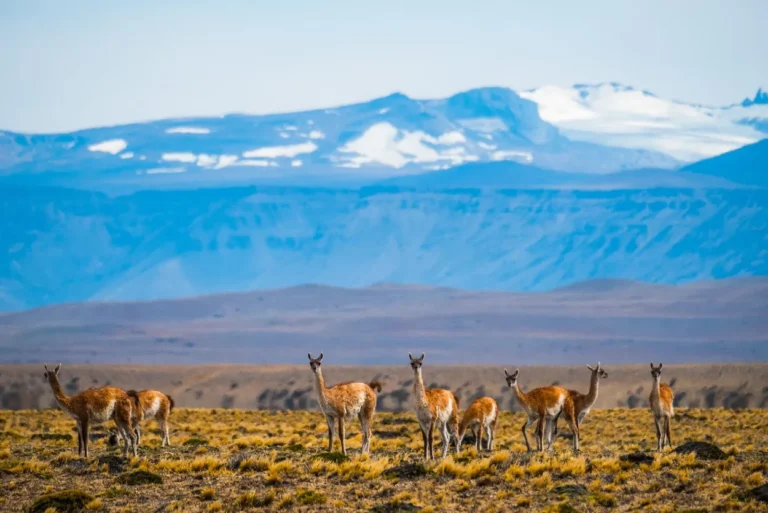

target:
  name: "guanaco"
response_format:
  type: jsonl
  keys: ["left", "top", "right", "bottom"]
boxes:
{"left": 43, "top": 364, "right": 137, "bottom": 458}
{"left": 551, "top": 363, "right": 608, "bottom": 442}
{"left": 308, "top": 353, "right": 382, "bottom": 455}
{"left": 504, "top": 368, "right": 579, "bottom": 452}
{"left": 649, "top": 362, "right": 674, "bottom": 450}
{"left": 457, "top": 396, "right": 498, "bottom": 453}
{"left": 409, "top": 353, "right": 460, "bottom": 460}
{"left": 115, "top": 389, "right": 175, "bottom": 447}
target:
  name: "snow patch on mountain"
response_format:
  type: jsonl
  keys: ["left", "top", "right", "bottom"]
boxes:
{"left": 521, "top": 83, "right": 766, "bottom": 162}
{"left": 242, "top": 141, "right": 318, "bottom": 159}
{"left": 165, "top": 127, "right": 211, "bottom": 134}
{"left": 161, "top": 152, "right": 197, "bottom": 163}
{"left": 88, "top": 139, "right": 127, "bottom": 155}
{"left": 145, "top": 167, "right": 185, "bottom": 174}
{"left": 237, "top": 159, "right": 277, "bottom": 167}
{"left": 492, "top": 150, "right": 533, "bottom": 163}
{"left": 214, "top": 155, "right": 238, "bottom": 169}
{"left": 337, "top": 122, "right": 477, "bottom": 169}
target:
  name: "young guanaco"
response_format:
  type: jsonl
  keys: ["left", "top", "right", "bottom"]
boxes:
{"left": 456, "top": 396, "right": 498, "bottom": 453}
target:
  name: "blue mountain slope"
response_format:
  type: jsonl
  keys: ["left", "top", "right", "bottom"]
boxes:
{"left": 1, "top": 185, "right": 766, "bottom": 310}
{"left": 683, "top": 139, "right": 768, "bottom": 187}
{"left": 378, "top": 161, "right": 743, "bottom": 190}
{"left": 0, "top": 88, "right": 678, "bottom": 189}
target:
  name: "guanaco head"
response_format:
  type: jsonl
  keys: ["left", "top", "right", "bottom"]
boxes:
{"left": 408, "top": 353, "right": 425, "bottom": 372}
{"left": 587, "top": 362, "right": 608, "bottom": 379}
{"left": 43, "top": 363, "right": 61, "bottom": 383}
{"left": 456, "top": 425, "right": 468, "bottom": 452}
{"left": 650, "top": 362, "right": 663, "bottom": 379}
{"left": 308, "top": 353, "right": 323, "bottom": 373}
{"left": 504, "top": 368, "right": 519, "bottom": 388}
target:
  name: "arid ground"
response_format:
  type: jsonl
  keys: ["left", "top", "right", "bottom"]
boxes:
{"left": 1, "top": 408, "right": 767, "bottom": 512}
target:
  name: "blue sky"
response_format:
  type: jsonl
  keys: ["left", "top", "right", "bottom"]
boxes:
{"left": 2, "top": 0, "right": 767, "bottom": 133}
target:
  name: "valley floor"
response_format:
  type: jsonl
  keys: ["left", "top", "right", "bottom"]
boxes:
{"left": 1, "top": 409, "right": 767, "bottom": 512}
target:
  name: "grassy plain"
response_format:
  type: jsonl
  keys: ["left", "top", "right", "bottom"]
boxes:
{"left": 1, "top": 408, "right": 767, "bottom": 512}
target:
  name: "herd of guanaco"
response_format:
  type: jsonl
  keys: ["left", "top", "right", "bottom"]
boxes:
{"left": 307, "top": 353, "right": 674, "bottom": 459}
{"left": 43, "top": 357, "right": 675, "bottom": 460}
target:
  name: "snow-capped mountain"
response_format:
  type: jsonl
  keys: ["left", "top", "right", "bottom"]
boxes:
{"left": 520, "top": 83, "right": 768, "bottom": 162}
{"left": 0, "top": 127, "right": 765, "bottom": 310}
{"left": 0, "top": 87, "right": 678, "bottom": 190}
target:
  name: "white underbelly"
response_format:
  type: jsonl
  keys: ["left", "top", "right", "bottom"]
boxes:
{"left": 144, "top": 397, "right": 162, "bottom": 419}
{"left": 90, "top": 400, "right": 116, "bottom": 424}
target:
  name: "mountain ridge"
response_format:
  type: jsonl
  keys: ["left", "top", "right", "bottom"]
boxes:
{"left": 0, "top": 85, "right": 680, "bottom": 190}
{"left": 1, "top": 275, "right": 766, "bottom": 365}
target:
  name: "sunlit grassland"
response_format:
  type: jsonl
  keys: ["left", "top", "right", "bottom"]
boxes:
{"left": 0, "top": 408, "right": 766, "bottom": 512}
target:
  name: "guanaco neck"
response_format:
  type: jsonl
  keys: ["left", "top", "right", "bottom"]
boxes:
{"left": 651, "top": 375, "right": 661, "bottom": 399}
{"left": 412, "top": 368, "right": 428, "bottom": 408}
{"left": 512, "top": 382, "right": 530, "bottom": 411}
{"left": 47, "top": 375, "right": 72, "bottom": 411}
{"left": 584, "top": 370, "right": 600, "bottom": 407}
{"left": 313, "top": 368, "right": 330, "bottom": 410}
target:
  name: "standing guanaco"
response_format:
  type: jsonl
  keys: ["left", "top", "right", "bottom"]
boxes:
{"left": 551, "top": 363, "right": 608, "bottom": 442}
{"left": 649, "top": 362, "right": 674, "bottom": 450}
{"left": 308, "top": 353, "right": 382, "bottom": 455}
{"left": 44, "top": 364, "right": 137, "bottom": 458}
{"left": 409, "top": 353, "right": 460, "bottom": 460}
{"left": 457, "top": 397, "right": 498, "bottom": 453}
{"left": 115, "top": 389, "right": 175, "bottom": 447}
{"left": 504, "top": 368, "right": 579, "bottom": 452}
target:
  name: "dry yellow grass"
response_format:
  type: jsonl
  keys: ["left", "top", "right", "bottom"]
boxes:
{"left": 0, "top": 408, "right": 766, "bottom": 512}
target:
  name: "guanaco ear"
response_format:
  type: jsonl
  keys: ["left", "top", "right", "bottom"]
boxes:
{"left": 586, "top": 365, "right": 595, "bottom": 371}
{"left": 318, "top": 353, "right": 323, "bottom": 361}
{"left": 658, "top": 362, "right": 662, "bottom": 369}
{"left": 650, "top": 362, "right": 654, "bottom": 369}
{"left": 409, "top": 353, "right": 414, "bottom": 361}
{"left": 504, "top": 368, "right": 509, "bottom": 376}
{"left": 54, "top": 363, "right": 61, "bottom": 375}
{"left": 419, "top": 353, "right": 424, "bottom": 361}
{"left": 44, "top": 364, "right": 49, "bottom": 373}
{"left": 308, "top": 353, "right": 313, "bottom": 361}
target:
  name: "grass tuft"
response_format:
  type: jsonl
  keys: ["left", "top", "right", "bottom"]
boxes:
{"left": 295, "top": 489, "right": 327, "bottom": 505}
{"left": 117, "top": 470, "right": 163, "bottom": 485}
{"left": 28, "top": 490, "right": 94, "bottom": 513}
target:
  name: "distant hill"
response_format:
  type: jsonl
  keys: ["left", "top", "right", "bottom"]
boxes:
{"left": 1, "top": 277, "right": 766, "bottom": 365}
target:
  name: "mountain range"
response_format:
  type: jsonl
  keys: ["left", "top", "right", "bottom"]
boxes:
{"left": 0, "top": 83, "right": 766, "bottom": 311}
{"left": 1, "top": 178, "right": 766, "bottom": 310}
{"left": 2, "top": 83, "right": 765, "bottom": 191}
